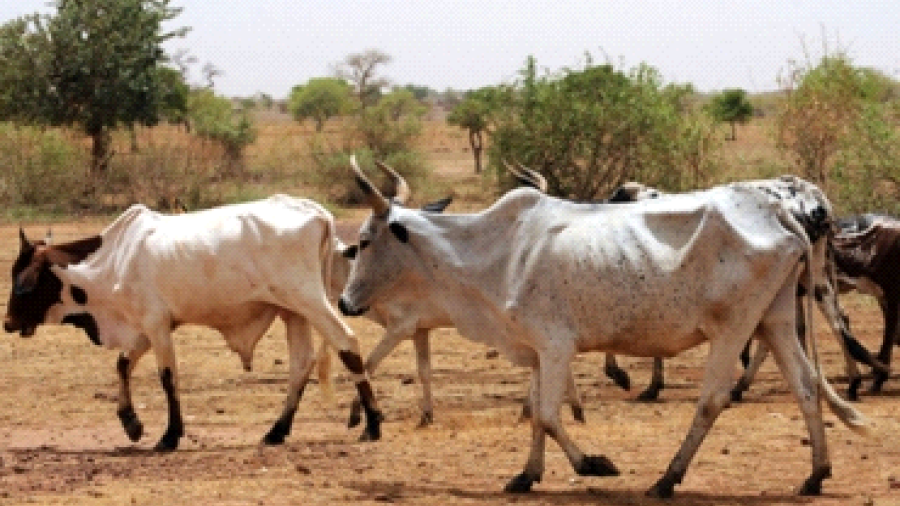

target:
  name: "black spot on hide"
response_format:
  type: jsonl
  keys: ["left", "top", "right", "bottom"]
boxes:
{"left": 338, "top": 350, "right": 365, "bottom": 374}
{"left": 62, "top": 312, "right": 100, "bottom": 346}
{"left": 389, "top": 222, "right": 409, "bottom": 243}
{"left": 70, "top": 285, "right": 88, "bottom": 305}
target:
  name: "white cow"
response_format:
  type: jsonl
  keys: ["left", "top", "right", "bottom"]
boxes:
{"left": 4, "top": 195, "right": 384, "bottom": 450}
{"left": 331, "top": 161, "right": 585, "bottom": 430}
{"left": 338, "top": 159, "right": 869, "bottom": 497}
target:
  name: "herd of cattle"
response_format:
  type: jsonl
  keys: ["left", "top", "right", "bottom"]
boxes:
{"left": 5, "top": 156, "right": 900, "bottom": 498}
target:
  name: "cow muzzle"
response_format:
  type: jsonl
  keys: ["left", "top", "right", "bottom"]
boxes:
{"left": 3, "top": 317, "right": 34, "bottom": 337}
{"left": 338, "top": 297, "right": 369, "bottom": 317}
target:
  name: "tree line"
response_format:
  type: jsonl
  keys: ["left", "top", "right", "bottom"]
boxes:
{"left": 2, "top": 0, "right": 899, "bottom": 215}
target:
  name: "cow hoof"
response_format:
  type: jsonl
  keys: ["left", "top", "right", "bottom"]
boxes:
{"left": 636, "top": 388, "right": 661, "bottom": 402}
{"left": 263, "top": 431, "right": 286, "bottom": 446}
{"left": 358, "top": 410, "right": 383, "bottom": 442}
{"left": 358, "top": 429, "right": 380, "bottom": 442}
{"left": 154, "top": 434, "right": 180, "bottom": 452}
{"left": 576, "top": 455, "right": 620, "bottom": 477}
{"left": 416, "top": 411, "right": 434, "bottom": 428}
{"left": 504, "top": 473, "right": 536, "bottom": 493}
{"left": 796, "top": 478, "right": 822, "bottom": 496}
{"left": 117, "top": 408, "right": 143, "bottom": 442}
{"left": 572, "top": 405, "right": 586, "bottom": 424}
{"left": 124, "top": 420, "right": 144, "bottom": 442}
{"left": 646, "top": 479, "right": 676, "bottom": 499}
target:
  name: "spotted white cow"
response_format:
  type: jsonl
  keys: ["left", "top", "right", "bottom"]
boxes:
{"left": 339, "top": 160, "right": 869, "bottom": 497}
{"left": 4, "top": 195, "right": 384, "bottom": 450}
{"left": 331, "top": 161, "right": 586, "bottom": 430}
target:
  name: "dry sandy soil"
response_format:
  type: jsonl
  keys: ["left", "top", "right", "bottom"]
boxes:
{"left": 1, "top": 218, "right": 900, "bottom": 506}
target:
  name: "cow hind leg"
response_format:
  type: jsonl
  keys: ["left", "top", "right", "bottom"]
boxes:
{"left": 648, "top": 335, "right": 752, "bottom": 498}
{"left": 412, "top": 329, "right": 435, "bottom": 427}
{"left": 871, "top": 300, "right": 897, "bottom": 392}
{"left": 116, "top": 336, "right": 150, "bottom": 442}
{"left": 762, "top": 324, "right": 832, "bottom": 495}
{"left": 730, "top": 342, "right": 767, "bottom": 402}
{"left": 603, "top": 354, "right": 631, "bottom": 391}
{"left": 264, "top": 313, "right": 315, "bottom": 445}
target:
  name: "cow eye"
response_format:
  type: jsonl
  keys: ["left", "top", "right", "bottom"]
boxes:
{"left": 359, "top": 239, "right": 371, "bottom": 250}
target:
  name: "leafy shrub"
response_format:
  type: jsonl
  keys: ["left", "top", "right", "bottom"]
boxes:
{"left": 0, "top": 123, "right": 90, "bottom": 213}
{"left": 488, "top": 56, "right": 719, "bottom": 200}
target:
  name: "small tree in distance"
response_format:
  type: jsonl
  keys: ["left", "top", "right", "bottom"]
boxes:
{"left": 706, "top": 88, "right": 753, "bottom": 141}
{"left": 447, "top": 88, "right": 494, "bottom": 173}
{"left": 332, "top": 49, "right": 392, "bottom": 109}
{"left": 288, "top": 77, "right": 353, "bottom": 132}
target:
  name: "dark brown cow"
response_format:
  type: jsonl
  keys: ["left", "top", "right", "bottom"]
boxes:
{"left": 831, "top": 214, "right": 900, "bottom": 393}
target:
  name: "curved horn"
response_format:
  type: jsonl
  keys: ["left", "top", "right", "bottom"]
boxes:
{"left": 504, "top": 160, "right": 548, "bottom": 193}
{"left": 516, "top": 161, "right": 547, "bottom": 192}
{"left": 350, "top": 155, "right": 390, "bottom": 216}
{"left": 374, "top": 160, "right": 411, "bottom": 206}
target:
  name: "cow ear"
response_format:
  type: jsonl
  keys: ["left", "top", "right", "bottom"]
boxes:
{"left": 421, "top": 196, "right": 453, "bottom": 213}
{"left": 45, "top": 236, "right": 102, "bottom": 267}
{"left": 389, "top": 222, "right": 409, "bottom": 243}
{"left": 342, "top": 244, "right": 359, "bottom": 259}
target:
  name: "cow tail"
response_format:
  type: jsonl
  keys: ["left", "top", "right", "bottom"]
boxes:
{"left": 780, "top": 207, "right": 871, "bottom": 436}
{"left": 315, "top": 214, "right": 337, "bottom": 403}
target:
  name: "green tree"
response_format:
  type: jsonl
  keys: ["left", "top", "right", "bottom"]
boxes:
{"left": 188, "top": 88, "right": 257, "bottom": 174}
{"left": 288, "top": 77, "right": 353, "bottom": 132}
{"left": 157, "top": 65, "right": 190, "bottom": 129}
{"left": 48, "top": 0, "right": 185, "bottom": 173}
{"left": 777, "top": 50, "right": 900, "bottom": 212}
{"left": 706, "top": 88, "right": 753, "bottom": 140}
{"left": 0, "top": 15, "right": 54, "bottom": 124}
{"left": 776, "top": 53, "right": 879, "bottom": 185}
{"left": 355, "top": 88, "right": 425, "bottom": 157}
{"left": 489, "top": 56, "right": 712, "bottom": 200}
{"left": 447, "top": 87, "right": 495, "bottom": 173}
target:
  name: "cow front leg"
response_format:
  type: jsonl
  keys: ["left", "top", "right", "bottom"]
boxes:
{"left": 520, "top": 368, "right": 584, "bottom": 423}
{"left": 144, "top": 328, "right": 184, "bottom": 452}
{"left": 637, "top": 358, "right": 665, "bottom": 401}
{"left": 156, "top": 366, "right": 184, "bottom": 451}
{"left": 506, "top": 366, "right": 545, "bottom": 493}
{"left": 264, "top": 314, "right": 314, "bottom": 445}
{"left": 116, "top": 336, "right": 150, "bottom": 442}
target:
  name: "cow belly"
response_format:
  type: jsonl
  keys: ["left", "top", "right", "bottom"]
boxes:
{"left": 176, "top": 301, "right": 278, "bottom": 330}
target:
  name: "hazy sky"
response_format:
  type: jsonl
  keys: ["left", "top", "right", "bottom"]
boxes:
{"left": 2, "top": 1, "right": 898, "bottom": 98}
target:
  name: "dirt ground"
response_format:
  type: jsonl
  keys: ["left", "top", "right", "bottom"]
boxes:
{"left": 2, "top": 220, "right": 900, "bottom": 506}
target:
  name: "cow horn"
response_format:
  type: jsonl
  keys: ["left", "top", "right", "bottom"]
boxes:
{"left": 350, "top": 155, "right": 390, "bottom": 216}
{"left": 504, "top": 160, "right": 548, "bottom": 193}
{"left": 374, "top": 160, "right": 411, "bottom": 206}
{"left": 18, "top": 227, "right": 31, "bottom": 252}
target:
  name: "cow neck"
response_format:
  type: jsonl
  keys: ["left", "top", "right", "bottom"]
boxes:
{"left": 396, "top": 189, "right": 545, "bottom": 303}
